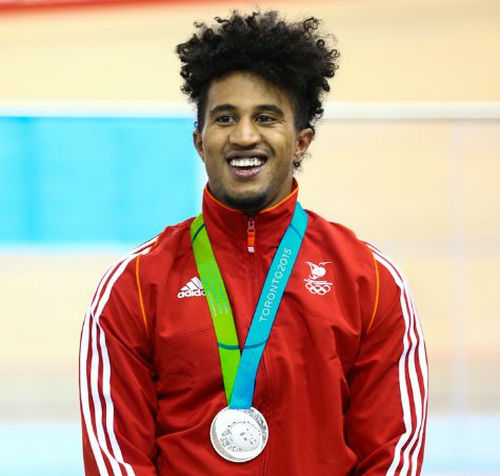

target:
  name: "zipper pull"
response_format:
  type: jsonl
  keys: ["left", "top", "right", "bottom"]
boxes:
{"left": 247, "top": 217, "right": 256, "bottom": 253}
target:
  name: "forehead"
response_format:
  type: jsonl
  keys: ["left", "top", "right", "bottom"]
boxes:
{"left": 205, "top": 71, "right": 294, "bottom": 113}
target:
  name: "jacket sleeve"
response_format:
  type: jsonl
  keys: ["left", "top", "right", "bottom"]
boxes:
{"left": 345, "top": 244, "right": 428, "bottom": 476}
{"left": 79, "top": 246, "right": 158, "bottom": 476}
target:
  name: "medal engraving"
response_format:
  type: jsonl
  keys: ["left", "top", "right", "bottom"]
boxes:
{"left": 210, "top": 407, "right": 268, "bottom": 462}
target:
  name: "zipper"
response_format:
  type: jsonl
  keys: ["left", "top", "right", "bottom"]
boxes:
{"left": 247, "top": 217, "right": 256, "bottom": 253}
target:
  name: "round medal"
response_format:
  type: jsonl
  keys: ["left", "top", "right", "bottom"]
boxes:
{"left": 210, "top": 407, "right": 268, "bottom": 463}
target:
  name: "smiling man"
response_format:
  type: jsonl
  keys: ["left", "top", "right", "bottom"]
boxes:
{"left": 193, "top": 71, "right": 312, "bottom": 213}
{"left": 80, "top": 11, "right": 428, "bottom": 476}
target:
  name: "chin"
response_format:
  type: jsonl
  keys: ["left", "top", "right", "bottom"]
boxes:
{"left": 223, "top": 190, "right": 268, "bottom": 213}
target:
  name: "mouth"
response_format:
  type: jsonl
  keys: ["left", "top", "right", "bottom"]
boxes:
{"left": 226, "top": 153, "right": 268, "bottom": 178}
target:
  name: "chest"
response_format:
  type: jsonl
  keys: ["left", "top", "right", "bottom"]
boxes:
{"left": 151, "top": 241, "right": 362, "bottom": 405}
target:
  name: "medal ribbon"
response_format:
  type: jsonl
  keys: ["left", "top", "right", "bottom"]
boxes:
{"left": 190, "top": 202, "right": 308, "bottom": 409}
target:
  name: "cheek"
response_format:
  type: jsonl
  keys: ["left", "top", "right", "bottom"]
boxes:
{"left": 201, "top": 138, "right": 225, "bottom": 177}
{"left": 269, "top": 130, "right": 295, "bottom": 153}
{"left": 202, "top": 132, "right": 225, "bottom": 157}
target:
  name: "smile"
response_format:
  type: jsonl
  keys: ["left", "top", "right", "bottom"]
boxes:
{"left": 226, "top": 153, "right": 268, "bottom": 178}
{"left": 229, "top": 157, "right": 266, "bottom": 168}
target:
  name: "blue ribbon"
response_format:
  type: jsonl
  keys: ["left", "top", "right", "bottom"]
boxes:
{"left": 229, "top": 203, "right": 308, "bottom": 409}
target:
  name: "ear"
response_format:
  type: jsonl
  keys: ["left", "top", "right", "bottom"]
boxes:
{"left": 294, "top": 128, "right": 313, "bottom": 164}
{"left": 193, "top": 129, "right": 205, "bottom": 162}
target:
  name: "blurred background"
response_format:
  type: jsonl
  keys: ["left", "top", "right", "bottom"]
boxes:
{"left": 0, "top": 0, "right": 499, "bottom": 474}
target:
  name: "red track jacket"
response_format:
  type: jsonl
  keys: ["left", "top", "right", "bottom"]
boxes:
{"left": 80, "top": 183, "right": 428, "bottom": 476}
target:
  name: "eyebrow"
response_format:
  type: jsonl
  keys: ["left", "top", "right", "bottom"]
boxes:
{"left": 256, "top": 104, "right": 285, "bottom": 118}
{"left": 208, "top": 103, "right": 285, "bottom": 118}
{"left": 208, "top": 104, "right": 237, "bottom": 117}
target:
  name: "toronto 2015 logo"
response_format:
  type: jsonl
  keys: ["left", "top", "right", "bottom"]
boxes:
{"left": 304, "top": 261, "right": 333, "bottom": 295}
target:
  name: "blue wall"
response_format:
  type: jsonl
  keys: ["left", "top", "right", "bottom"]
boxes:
{"left": 0, "top": 116, "right": 201, "bottom": 245}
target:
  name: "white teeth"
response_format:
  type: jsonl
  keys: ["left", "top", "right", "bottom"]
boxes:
{"left": 229, "top": 157, "right": 265, "bottom": 168}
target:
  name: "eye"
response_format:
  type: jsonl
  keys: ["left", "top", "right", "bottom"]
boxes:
{"left": 256, "top": 114, "right": 277, "bottom": 124}
{"left": 215, "top": 114, "right": 236, "bottom": 125}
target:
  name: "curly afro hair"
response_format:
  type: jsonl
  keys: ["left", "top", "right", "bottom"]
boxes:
{"left": 176, "top": 11, "right": 340, "bottom": 134}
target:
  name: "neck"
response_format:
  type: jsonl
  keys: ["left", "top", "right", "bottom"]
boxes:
{"left": 206, "top": 185, "right": 294, "bottom": 216}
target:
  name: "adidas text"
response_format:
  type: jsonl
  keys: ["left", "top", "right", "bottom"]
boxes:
{"left": 177, "top": 276, "right": 205, "bottom": 298}
{"left": 177, "top": 288, "right": 205, "bottom": 298}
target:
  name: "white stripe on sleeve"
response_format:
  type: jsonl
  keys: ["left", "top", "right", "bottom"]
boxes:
{"left": 365, "top": 243, "right": 428, "bottom": 476}
{"left": 80, "top": 237, "right": 157, "bottom": 476}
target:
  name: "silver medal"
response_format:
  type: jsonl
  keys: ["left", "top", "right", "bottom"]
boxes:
{"left": 210, "top": 406, "right": 268, "bottom": 463}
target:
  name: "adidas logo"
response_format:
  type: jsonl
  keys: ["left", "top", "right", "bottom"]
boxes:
{"left": 177, "top": 276, "right": 205, "bottom": 298}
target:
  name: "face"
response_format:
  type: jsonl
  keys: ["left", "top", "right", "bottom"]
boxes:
{"left": 194, "top": 71, "right": 313, "bottom": 213}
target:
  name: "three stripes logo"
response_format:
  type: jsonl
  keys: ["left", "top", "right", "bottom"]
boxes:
{"left": 177, "top": 276, "right": 205, "bottom": 299}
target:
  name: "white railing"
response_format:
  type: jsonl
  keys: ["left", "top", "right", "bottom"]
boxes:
{"left": 1, "top": 99, "right": 499, "bottom": 119}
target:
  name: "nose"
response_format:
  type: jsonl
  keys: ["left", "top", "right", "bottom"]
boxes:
{"left": 229, "top": 118, "right": 261, "bottom": 147}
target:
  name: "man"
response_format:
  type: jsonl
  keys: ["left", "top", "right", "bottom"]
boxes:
{"left": 80, "top": 11, "right": 428, "bottom": 476}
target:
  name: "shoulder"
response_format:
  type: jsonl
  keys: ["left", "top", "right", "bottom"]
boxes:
{"left": 128, "top": 216, "right": 196, "bottom": 283}
{"left": 305, "top": 209, "right": 407, "bottom": 276}
{"left": 363, "top": 241, "right": 411, "bottom": 299}
{"left": 362, "top": 241, "right": 414, "bottom": 319}
{"left": 93, "top": 217, "right": 195, "bottom": 294}
{"left": 303, "top": 208, "right": 410, "bottom": 331}
{"left": 88, "top": 234, "right": 162, "bottom": 303}
{"left": 86, "top": 218, "right": 196, "bottom": 329}
{"left": 304, "top": 208, "right": 374, "bottom": 267}
{"left": 142, "top": 216, "right": 194, "bottom": 259}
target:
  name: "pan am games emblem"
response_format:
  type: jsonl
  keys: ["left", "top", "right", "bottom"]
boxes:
{"left": 304, "top": 261, "right": 333, "bottom": 295}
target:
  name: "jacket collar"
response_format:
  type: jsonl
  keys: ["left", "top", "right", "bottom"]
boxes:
{"left": 202, "top": 179, "right": 299, "bottom": 253}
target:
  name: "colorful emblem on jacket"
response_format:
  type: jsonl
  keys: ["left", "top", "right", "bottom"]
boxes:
{"left": 304, "top": 261, "right": 333, "bottom": 295}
